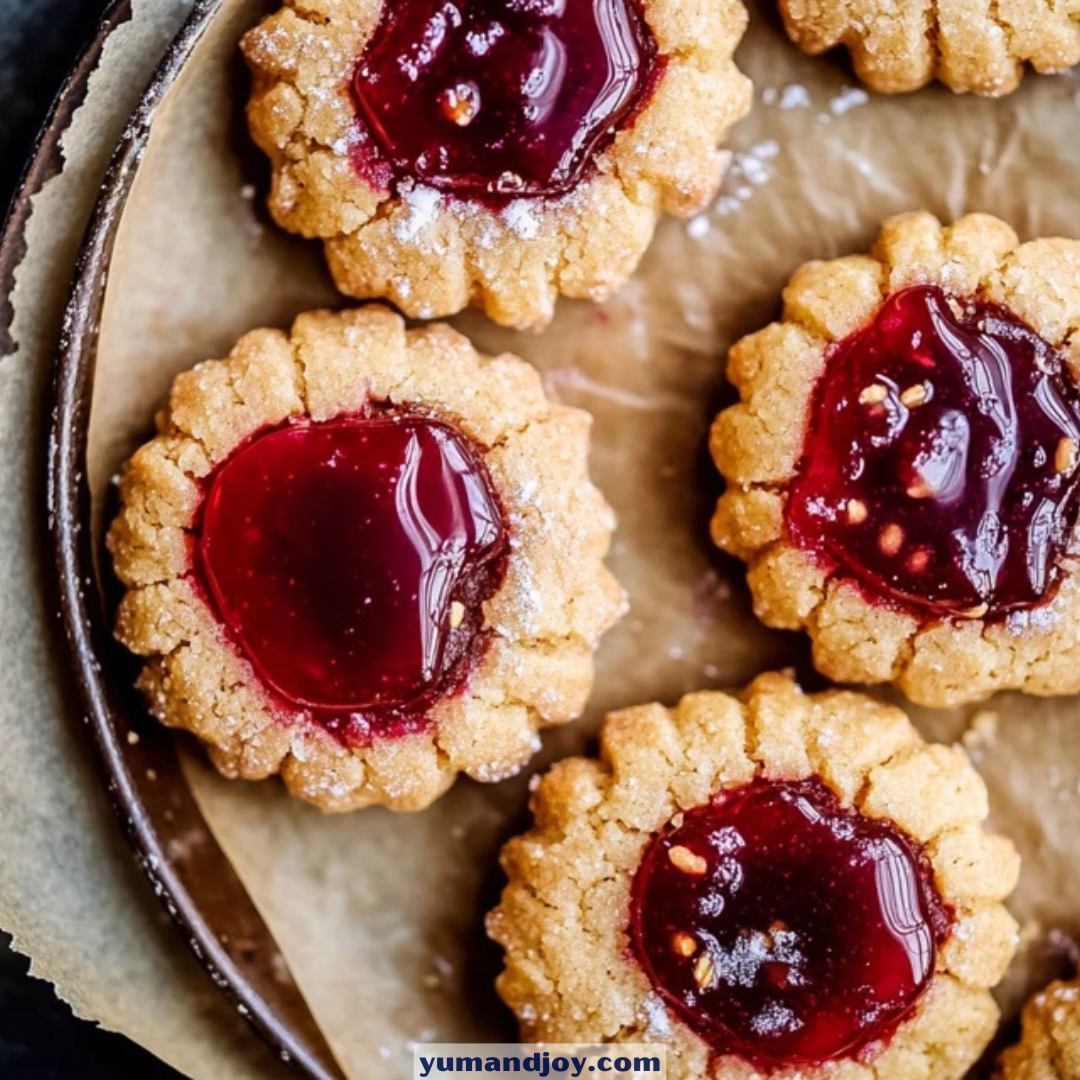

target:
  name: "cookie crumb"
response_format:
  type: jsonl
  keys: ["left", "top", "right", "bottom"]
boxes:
{"left": 490, "top": 676, "right": 1017, "bottom": 1073}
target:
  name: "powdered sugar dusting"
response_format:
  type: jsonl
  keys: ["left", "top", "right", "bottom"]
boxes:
{"left": 830, "top": 85, "right": 870, "bottom": 115}
{"left": 395, "top": 183, "right": 443, "bottom": 242}
{"left": 698, "top": 140, "right": 781, "bottom": 222}
{"left": 709, "top": 926, "right": 806, "bottom": 990}
{"left": 733, "top": 140, "right": 779, "bottom": 187}
{"left": 331, "top": 125, "right": 364, "bottom": 157}
{"left": 642, "top": 992, "right": 672, "bottom": 1037}
{"left": 502, "top": 199, "right": 541, "bottom": 240}
{"left": 762, "top": 83, "right": 811, "bottom": 110}
{"left": 686, "top": 214, "right": 710, "bottom": 239}
{"left": 750, "top": 1000, "right": 803, "bottom": 1036}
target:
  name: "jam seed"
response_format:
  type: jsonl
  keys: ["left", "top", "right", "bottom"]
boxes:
{"left": 450, "top": 601, "right": 466, "bottom": 628}
{"left": 668, "top": 845, "right": 707, "bottom": 875}
{"left": 859, "top": 383, "right": 889, "bottom": 405}
{"left": 439, "top": 82, "right": 480, "bottom": 126}
{"left": 879, "top": 523, "right": 904, "bottom": 556}
{"left": 693, "top": 953, "right": 716, "bottom": 990}
{"left": 906, "top": 549, "right": 929, "bottom": 574}
{"left": 1056, "top": 437, "right": 1078, "bottom": 474}
{"left": 906, "top": 479, "right": 933, "bottom": 499}
{"left": 900, "top": 383, "right": 929, "bottom": 407}
{"left": 846, "top": 498, "right": 868, "bottom": 524}
{"left": 958, "top": 603, "right": 989, "bottom": 619}
{"left": 671, "top": 932, "right": 697, "bottom": 957}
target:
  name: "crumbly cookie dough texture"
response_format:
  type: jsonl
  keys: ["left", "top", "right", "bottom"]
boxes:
{"left": 242, "top": 0, "right": 751, "bottom": 330}
{"left": 488, "top": 674, "right": 1020, "bottom": 1080}
{"left": 107, "top": 306, "right": 626, "bottom": 812}
{"left": 997, "top": 973, "right": 1080, "bottom": 1079}
{"left": 780, "top": 0, "right": 1080, "bottom": 96}
{"left": 711, "top": 212, "right": 1080, "bottom": 708}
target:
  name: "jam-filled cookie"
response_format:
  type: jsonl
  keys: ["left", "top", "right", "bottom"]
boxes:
{"left": 997, "top": 973, "right": 1080, "bottom": 1079}
{"left": 107, "top": 306, "right": 625, "bottom": 812}
{"left": 242, "top": 0, "right": 751, "bottom": 330}
{"left": 780, "top": 0, "right": 1080, "bottom": 96}
{"left": 489, "top": 674, "right": 1019, "bottom": 1078}
{"left": 711, "top": 213, "right": 1080, "bottom": 708}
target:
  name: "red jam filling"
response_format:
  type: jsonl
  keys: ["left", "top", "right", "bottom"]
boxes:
{"left": 195, "top": 414, "right": 507, "bottom": 742}
{"left": 629, "top": 778, "right": 951, "bottom": 1068}
{"left": 351, "top": 0, "right": 660, "bottom": 202}
{"left": 786, "top": 284, "right": 1080, "bottom": 620}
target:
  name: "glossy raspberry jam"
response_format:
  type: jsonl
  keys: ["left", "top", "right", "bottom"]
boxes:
{"left": 629, "top": 778, "right": 951, "bottom": 1068}
{"left": 352, "top": 0, "right": 660, "bottom": 201}
{"left": 786, "top": 285, "right": 1080, "bottom": 619}
{"left": 195, "top": 413, "right": 507, "bottom": 742}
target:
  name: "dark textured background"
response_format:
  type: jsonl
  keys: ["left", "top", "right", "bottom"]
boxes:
{"left": 1, "top": 2, "right": 183, "bottom": 1076}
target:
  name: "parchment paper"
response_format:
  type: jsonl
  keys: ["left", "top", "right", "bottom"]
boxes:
{"left": 0, "top": 1, "right": 293, "bottom": 1076}
{"left": 87, "top": 1, "right": 1080, "bottom": 1075}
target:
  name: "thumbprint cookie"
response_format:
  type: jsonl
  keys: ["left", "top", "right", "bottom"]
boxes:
{"left": 489, "top": 674, "right": 1019, "bottom": 1079}
{"left": 242, "top": 0, "right": 751, "bottom": 329}
{"left": 712, "top": 213, "right": 1080, "bottom": 707}
{"left": 108, "top": 306, "right": 625, "bottom": 811}
{"left": 781, "top": 0, "right": 1080, "bottom": 96}
{"left": 996, "top": 971, "right": 1080, "bottom": 1079}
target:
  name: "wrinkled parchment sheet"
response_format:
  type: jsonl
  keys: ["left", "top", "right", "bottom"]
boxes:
{"left": 87, "top": 1, "right": 1080, "bottom": 1076}
{"left": 0, "top": 1, "right": 294, "bottom": 1077}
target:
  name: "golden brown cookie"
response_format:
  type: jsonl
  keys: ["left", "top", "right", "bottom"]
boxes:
{"left": 107, "top": 306, "right": 625, "bottom": 812}
{"left": 997, "top": 973, "right": 1080, "bottom": 1079}
{"left": 242, "top": 0, "right": 751, "bottom": 330}
{"left": 711, "top": 212, "right": 1080, "bottom": 708}
{"left": 780, "top": 0, "right": 1080, "bottom": 96}
{"left": 488, "top": 673, "right": 1019, "bottom": 1079}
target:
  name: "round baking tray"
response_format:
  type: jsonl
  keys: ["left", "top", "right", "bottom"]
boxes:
{"left": 12, "top": 2, "right": 344, "bottom": 1076}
